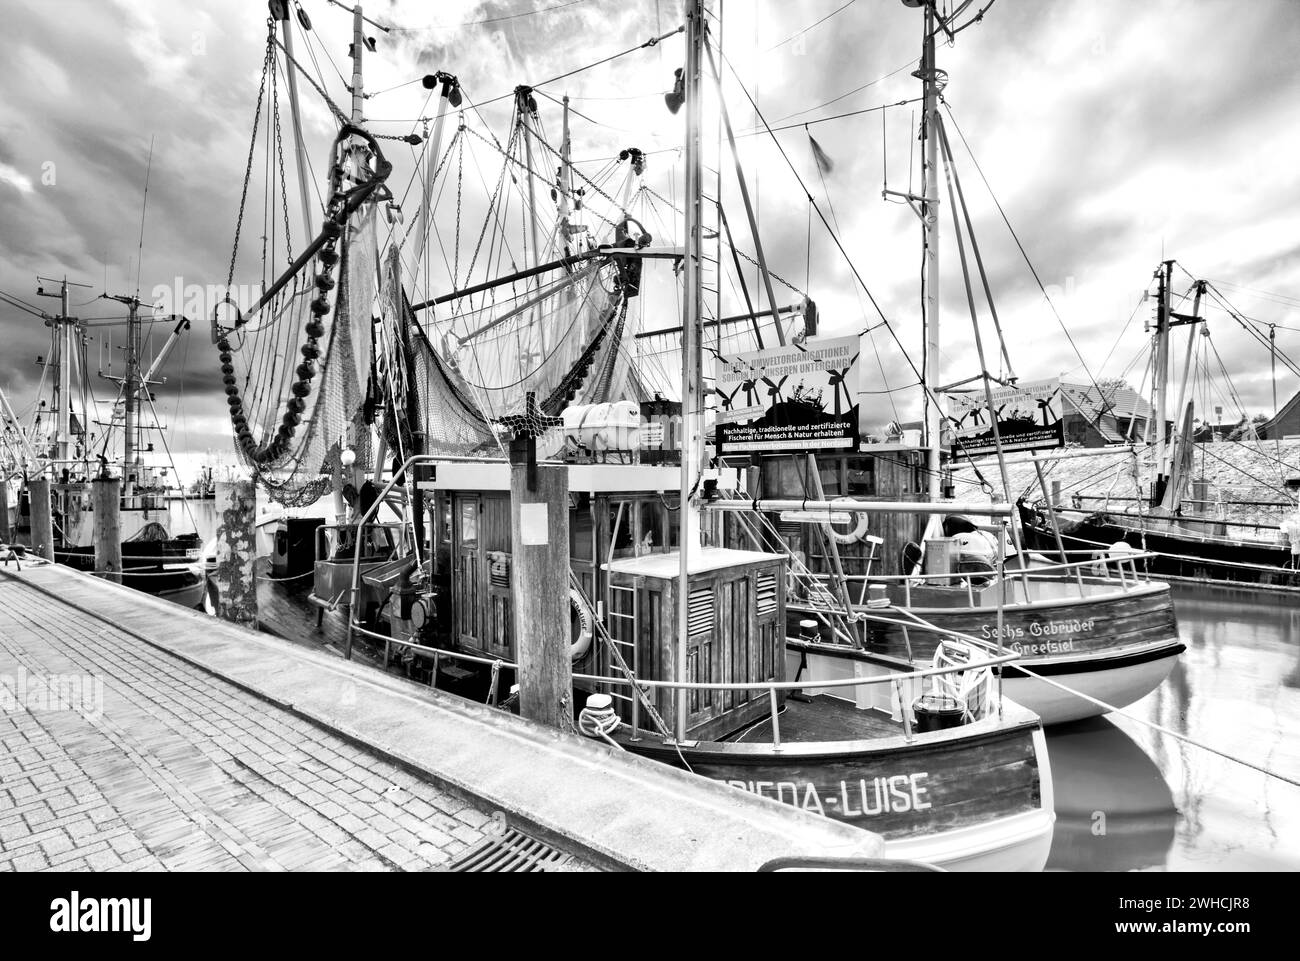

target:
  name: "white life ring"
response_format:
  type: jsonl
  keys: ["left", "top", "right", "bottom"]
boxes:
{"left": 824, "top": 512, "right": 870, "bottom": 545}
{"left": 569, "top": 588, "right": 594, "bottom": 661}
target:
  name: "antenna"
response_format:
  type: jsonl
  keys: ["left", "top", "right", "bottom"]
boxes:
{"left": 135, "top": 136, "right": 155, "bottom": 300}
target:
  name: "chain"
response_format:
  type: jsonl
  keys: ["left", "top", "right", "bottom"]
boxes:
{"left": 227, "top": 22, "right": 275, "bottom": 290}
{"left": 454, "top": 121, "right": 464, "bottom": 288}
{"left": 636, "top": 183, "right": 807, "bottom": 298}
{"left": 731, "top": 246, "right": 806, "bottom": 298}
{"left": 272, "top": 63, "right": 292, "bottom": 261}
{"left": 463, "top": 122, "right": 520, "bottom": 286}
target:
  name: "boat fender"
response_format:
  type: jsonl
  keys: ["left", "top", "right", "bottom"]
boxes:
{"left": 824, "top": 512, "right": 870, "bottom": 545}
{"left": 570, "top": 588, "right": 594, "bottom": 661}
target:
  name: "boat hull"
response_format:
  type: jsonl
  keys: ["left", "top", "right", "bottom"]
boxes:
{"left": 616, "top": 709, "right": 1053, "bottom": 872}
{"left": 999, "top": 643, "right": 1183, "bottom": 725}
{"left": 793, "top": 580, "right": 1183, "bottom": 724}
{"left": 1019, "top": 503, "right": 1300, "bottom": 590}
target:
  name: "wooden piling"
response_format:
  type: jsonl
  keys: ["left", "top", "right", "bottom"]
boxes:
{"left": 510, "top": 462, "right": 573, "bottom": 730}
{"left": 1050, "top": 480, "right": 1062, "bottom": 508}
{"left": 28, "top": 478, "right": 55, "bottom": 561}
{"left": 92, "top": 477, "right": 123, "bottom": 583}
{"left": 0, "top": 478, "right": 10, "bottom": 542}
{"left": 213, "top": 479, "right": 258, "bottom": 628}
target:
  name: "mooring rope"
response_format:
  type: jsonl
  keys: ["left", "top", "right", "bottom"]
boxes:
{"left": 1015, "top": 664, "right": 1300, "bottom": 789}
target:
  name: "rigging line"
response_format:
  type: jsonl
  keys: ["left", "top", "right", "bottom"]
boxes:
{"left": 429, "top": 26, "right": 687, "bottom": 122}
{"left": 935, "top": 115, "right": 1014, "bottom": 380}
{"left": 942, "top": 102, "right": 1109, "bottom": 412}
{"left": 804, "top": 124, "right": 899, "bottom": 423}
{"left": 1205, "top": 290, "right": 1300, "bottom": 379}
{"left": 773, "top": 60, "right": 916, "bottom": 123}
{"left": 1209, "top": 278, "right": 1300, "bottom": 310}
{"left": 715, "top": 45, "right": 964, "bottom": 433}
{"left": 386, "top": 0, "right": 596, "bottom": 30}
{"left": 1096, "top": 292, "right": 1148, "bottom": 382}
{"left": 766, "top": 0, "right": 859, "bottom": 51}
{"left": 274, "top": 36, "right": 348, "bottom": 124}
{"left": 1202, "top": 280, "right": 1300, "bottom": 377}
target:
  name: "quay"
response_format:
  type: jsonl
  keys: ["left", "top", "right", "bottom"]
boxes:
{"left": 0, "top": 562, "right": 883, "bottom": 872}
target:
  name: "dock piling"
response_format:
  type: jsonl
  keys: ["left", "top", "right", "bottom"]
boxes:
{"left": 28, "top": 477, "right": 55, "bottom": 561}
{"left": 0, "top": 477, "right": 10, "bottom": 542}
{"left": 92, "top": 476, "right": 123, "bottom": 583}
{"left": 213, "top": 479, "right": 258, "bottom": 628}
{"left": 510, "top": 462, "right": 573, "bottom": 730}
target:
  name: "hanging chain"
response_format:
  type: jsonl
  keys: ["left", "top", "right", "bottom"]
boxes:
{"left": 454, "top": 119, "right": 464, "bottom": 289}
{"left": 272, "top": 60, "right": 293, "bottom": 261}
{"left": 227, "top": 20, "right": 276, "bottom": 290}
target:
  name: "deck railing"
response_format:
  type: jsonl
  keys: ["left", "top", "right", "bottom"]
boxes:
{"left": 346, "top": 615, "right": 1021, "bottom": 748}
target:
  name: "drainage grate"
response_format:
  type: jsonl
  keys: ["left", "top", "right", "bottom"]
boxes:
{"left": 444, "top": 818, "right": 571, "bottom": 872}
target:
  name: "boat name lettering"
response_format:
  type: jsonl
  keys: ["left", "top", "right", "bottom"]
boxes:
{"left": 979, "top": 618, "right": 1094, "bottom": 643}
{"left": 723, "top": 773, "right": 931, "bottom": 817}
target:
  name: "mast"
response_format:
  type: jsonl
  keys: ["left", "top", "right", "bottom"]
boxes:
{"left": 1152, "top": 260, "right": 1172, "bottom": 506}
{"left": 35, "top": 277, "right": 79, "bottom": 475}
{"left": 920, "top": 2, "right": 942, "bottom": 501}
{"left": 124, "top": 299, "right": 140, "bottom": 493}
{"left": 675, "top": 0, "right": 705, "bottom": 742}
{"left": 516, "top": 86, "right": 547, "bottom": 356}
{"left": 275, "top": 1, "right": 317, "bottom": 240}
{"left": 58, "top": 280, "right": 71, "bottom": 471}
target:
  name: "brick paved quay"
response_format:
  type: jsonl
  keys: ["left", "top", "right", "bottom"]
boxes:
{"left": 0, "top": 563, "right": 885, "bottom": 872}
{"left": 0, "top": 572, "right": 580, "bottom": 872}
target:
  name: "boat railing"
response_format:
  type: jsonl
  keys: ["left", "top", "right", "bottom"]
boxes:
{"left": 796, "top": 549, "right": 1158, "bottom": 607}
{"left": 345, "top": 615, "right": 1021, "bottom": 748}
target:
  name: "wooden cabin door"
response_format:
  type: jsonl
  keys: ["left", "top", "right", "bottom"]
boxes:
{"left": 684, "top": 579, "right": 722, "bottom": 729}
{"left": 453, "top": 495, "right": 482, "bottom": 649}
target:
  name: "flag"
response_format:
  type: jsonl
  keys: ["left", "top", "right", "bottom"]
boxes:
{"left": 809, "top": 134, "right": 835, "bottom": 175}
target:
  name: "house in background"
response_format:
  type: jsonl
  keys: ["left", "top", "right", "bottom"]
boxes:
{"left": 1257, "top": 388, "right": 1300, "bottom": 440}
{"left": 1057, "top": 380, "right": 1157, "bottom": 448}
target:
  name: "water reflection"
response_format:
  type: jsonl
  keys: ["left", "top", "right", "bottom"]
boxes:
{"left": 1046, "top": 717, "right": 1177, "bottom": 871}
{"left": 1049, "top": 583, "right": 1300, "bottom": 871}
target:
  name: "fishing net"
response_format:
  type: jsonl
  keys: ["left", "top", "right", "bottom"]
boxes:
{"left": 225, "top": 205, "right": 378, "bottom": 506}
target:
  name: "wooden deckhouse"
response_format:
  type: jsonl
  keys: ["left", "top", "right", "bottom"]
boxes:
{"left": 721, "top": 443, "right": 931, "bottom": 579}
{"left": 417, "top": 461, "right": 786, "bottom": 738}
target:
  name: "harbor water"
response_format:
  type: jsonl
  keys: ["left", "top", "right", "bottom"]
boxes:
{"left": 173, "top": 497, "right": 1300, "bottom": 870}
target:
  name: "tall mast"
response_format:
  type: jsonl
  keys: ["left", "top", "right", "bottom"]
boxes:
{"left": 59, "top": 280, "right": 71, "bottom": 470}
{"left": 516, "top": 86, "right": 547, "bottom": 356}
{"left": 675, "top": 0, "right": 705, "bottom": 742}
{"left": 275, "top": 2, "right": 316, "bottom": 240}
{"left": 920, "top": 2, "right": 942, "bottom": 501}
{"left": 124, "top": 300, "right": 140, "bottom": 491}
{"left": 1152, "top": 260, "right": 1172, "bottom": 505}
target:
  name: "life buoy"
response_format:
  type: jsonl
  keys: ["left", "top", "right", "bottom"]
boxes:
{"left": 569, "top": 588, "right": 594, "bottom": 661}
{"left": 824, "top": 512, "right": 870, "bottom": 545}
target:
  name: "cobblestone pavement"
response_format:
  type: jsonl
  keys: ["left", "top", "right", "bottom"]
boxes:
{"left": 0, "top": 575, "right": 570, "bottom": 872}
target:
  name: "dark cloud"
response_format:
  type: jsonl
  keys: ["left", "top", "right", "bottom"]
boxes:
{"left": 3, "top": 0, "right": 1299, "bottom": 474}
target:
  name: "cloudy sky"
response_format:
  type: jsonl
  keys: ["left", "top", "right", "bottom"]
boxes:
{"left": 2, "top": 0, "right": 1298, "bottom": 480}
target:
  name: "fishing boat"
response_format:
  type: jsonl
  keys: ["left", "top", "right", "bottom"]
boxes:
{"left": 1017, "top": 261, "right": 1300, "bottom": 591}
{"left": 208, "top": 0, "right": 1055, "bottom": 869}
{"left": 0, "top": 276, "right": 204, "bottom": 608}
{"left": 704, "top": 2, "right": 1184, "bottom": 725}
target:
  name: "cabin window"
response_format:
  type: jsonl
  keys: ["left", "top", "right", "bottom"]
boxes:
{"left": 817, "top": 457, "right": 843, "bottom": 497}
{"left": 638, "top": 501, "right": 664, "bottom": 554}
{"left": 845, "top": 457, "right": 876, "bottom": 496}
{"left": 459, "top": 500, "right": 478, "bottom": 549}
{"left": 571, "top": 502, "right": 594, "bottom": 561}
{"left": 608, "top": 502, "right": 636, "bottom": 557}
